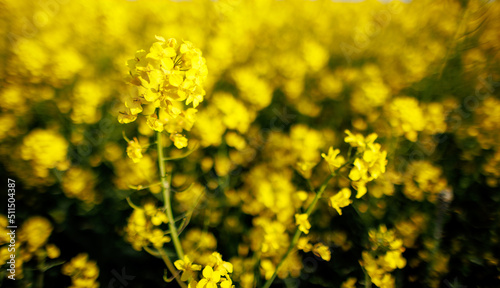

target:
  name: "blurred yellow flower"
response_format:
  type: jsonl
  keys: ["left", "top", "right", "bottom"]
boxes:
{"left": 295, "top": 213, "right": 311, "bottom": 234}
{"left": 126, "top": 137, "right": 144, "bottom": 163}
{"left": 313, "top": 243, "right": 331, "bottom": 261}
{"left": 329, "top": 188, "right": 353, "bottom": 215}
{"left": 322, "top": 147, "right": 345, "bottom": 173}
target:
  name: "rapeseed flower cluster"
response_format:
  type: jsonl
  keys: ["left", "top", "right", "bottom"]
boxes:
{"left": 119, "top": 36, "right": 207, "bottom": 149}
{"left": 174, "top": 252, "right": 234, "bottom": 288}
{"left": 124, "top": 202, "right": 170, "bottom": 250}
{"left": 20, "top": 129, "right": 69, "bottom": 179}
{"left": 0, "top": 216, "right": 61, "bottom": 280}
{"left": 361, "top": 225, "right": 406, "bottom": 288}
{"left": 62, "top": 253, "right": 100, "bottom": 288}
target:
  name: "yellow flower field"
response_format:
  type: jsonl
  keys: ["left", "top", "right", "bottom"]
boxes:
{"left": 1, "top": 0, "right": 499, "bottom": 287}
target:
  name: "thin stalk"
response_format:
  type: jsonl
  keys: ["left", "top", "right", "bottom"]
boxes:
{"left": 261, "top": 175, "right": 333, "bottom": 288}
{"left": 36, "top": 270, "right": 44, "bottom": 288}
{"left": 364, "top": 268, "right": 371, "bottom": 288}
{"left": 155, "top": 247, "right": 188, "bottom": 288}
{"left": 261, "top": 228, "right": 301, "bottom": 288}
{"left": 157, "top": 131, "right": 185, "bottom": 259}
{"left": 261, "top": 153, "right": 358, "bottom": 288}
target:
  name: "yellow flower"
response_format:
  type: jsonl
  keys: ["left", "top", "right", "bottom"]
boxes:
{"left": 297, "top": 237, "right": 313, "bottom": 252}
{"left": 348, "top": 159, "right": 366, "bottom": 181}
{"left": 208, "top": 252, "right": 233, "bottom": 275}
{"left": 321, "top": 147, "right": 345, "bottom": 173}
{"left": 18, "top": 216, "right": 53, "bottom": 253}
{"left": 296, "top": 161, "right": 317, "bottom": 179}
{"left": 220, "top": 277, "right": 234, "bottom": 288}
{"left": 352, "top": 181, "right": 368, "bottom": 199}
{"left": 174, "top": 255, "right": 202, "bottom": 282}
{"left": 62, "top": 253, "right": 99, "bottom": 288}
{"left": 260, "top": 259, "right": 275, "bottom": 280}
{"left": 118, "top": 111, "right": 137, "bottom": 124}
{"left": 46, "top": 244, "right": 60, "bottom": 259}
{"left": 170, "top": 133, "right": 188, "bottom": 149}
{"left": 383, "top": 250, "right": 406, "bottom": 270}
{"left": 329, "top": 188, "right": 352, "bottom": 215}
{"left": 146, "top": 114, "right": 164, "bottom": 132}
{"left": 126, "top": 137, "right": 143, "bottom": 163}
{"left": 121, "top": 36, "right": 207, "bottom": 151}
{"left": 146, "top": 39, "right": 176, "bottom": 62}
{"left": 197, "top": 266, "right": 221, "bottom": 288}
{"left": 344, "top": 131, "right": 387, "bottom": 198}
{"left": 341, "top": 277, "right": 357, "bottom": 288}
{"left": 313, "top": 243, "right": 331, "bottom": 261}
{"left": 345, "top": 130, "right": 376, "bottom": 148}
{"left": 295, "top": 213, "right": 311, "bottom": 234}
{"left": 125, "top": 97, "right": 143, "bottom": 115}
{"left": 20, "top": 129, "right": 69, "bottom": 178}
{"left": 127, "top": 49, "right": 148, "bottom": 71}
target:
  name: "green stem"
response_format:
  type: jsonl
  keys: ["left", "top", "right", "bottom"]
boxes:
{"left": 36, "top": 269, "right": 44, "bottom": 288}
{"left": 364, "top": 268, "right": 371, "bottom": 288}
{"left": 261, "top": 152, "right": 358, "bottom": 288}
{"left": 156, "top": 247, "right": 188, "bottom": 288}
{"left": 157, "top": 131, "right": 185, "bottom": 259}
{"left": 261, "top": 175, "right": 333, "bottom": 288}
{"left": 261, "top": 229, "right": 301, "bottom": 288}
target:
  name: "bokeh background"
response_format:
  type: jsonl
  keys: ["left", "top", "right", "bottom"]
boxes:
{"left": 1, "top": 0, "right": 500, "bottom": 287}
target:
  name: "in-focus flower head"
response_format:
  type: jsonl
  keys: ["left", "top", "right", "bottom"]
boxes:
{"left": 120, "top": 35, "right": 207, "bottom": 149}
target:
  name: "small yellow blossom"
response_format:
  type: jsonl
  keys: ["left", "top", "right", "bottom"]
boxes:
{"left": 313, "top": 243, "right": 331, "bottom": 261}
{"left": 170, "top": 133, "right": 188, "bottom": 149}
{"left": 197, "top": 266, "right": 221, "bottom": 288}
{"left": 295, "top": 213, "right": 311, "bottom": 234}
{"left": 62, "top": 253, "right": 99, "bottom": 288}
{"left": 322, "top": 147, "right": 345, "bottom": 173}
{"left": 18, "top": 216, "right": 53, "bottom": 253}
{"left": 341, "top": 277, "right": 357, "bottom": 288}
{"left": 345, "top": 130, "right": 376, "bottom": 148}
{"left": 383, "top": 250, "right": 406, "bottom": 270}
{"left": 220, "top": 277, "right": 234, "bottom": 288}
{"left": 208, "top": 252, "right": 233, "bottom": 275}
{"left": 146, "top": 114, "right": 164, "bottom": 132}
{"left": 297, "top": 237, "right": 313, "bottom": 252}
{"left": 126, "top": 137, "right": 143, "bottom": 163}
{"left": 118, "top": 112, "right": 137, "bottom": 124}
{"left": 329, "top": 188, "right": 353, "bottom": 215}
{"left": 46, "top": 244, "right": 60, "bottom": 259}
{"left": 174, "top": 255, "right": 202, "bottom": 282}
{"left": 260, "top": 259, "right": 275, "bottom": 280}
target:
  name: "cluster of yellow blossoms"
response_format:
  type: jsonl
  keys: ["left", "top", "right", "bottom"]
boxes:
{"left": 119, "top": 36, "right": 208, "bottom": 149}
{"left": 19, "top": 129, "right": 69, "bottom": 179}
{"left": 361, "top": 225, "right": 406, "bottom": 288}
{"left": 124, "top": 202, "right": 170, "bottom": 251}
{"left": 62, "top": 167, "right": 101, "bottom": 207}
{"left": 62, "top": 253, "right": 100, "bottom": 288}
{"left": 0, "top": 216, "right": 60, "bottom": 279}
{"left": 323, "top": 130, "right": 388, "bottom": 201}
{"left": 175, "top": 252, "right": 234, "bottom": 288}
{"left": 402, "top": 161, "right": 448, "bottom": 202}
